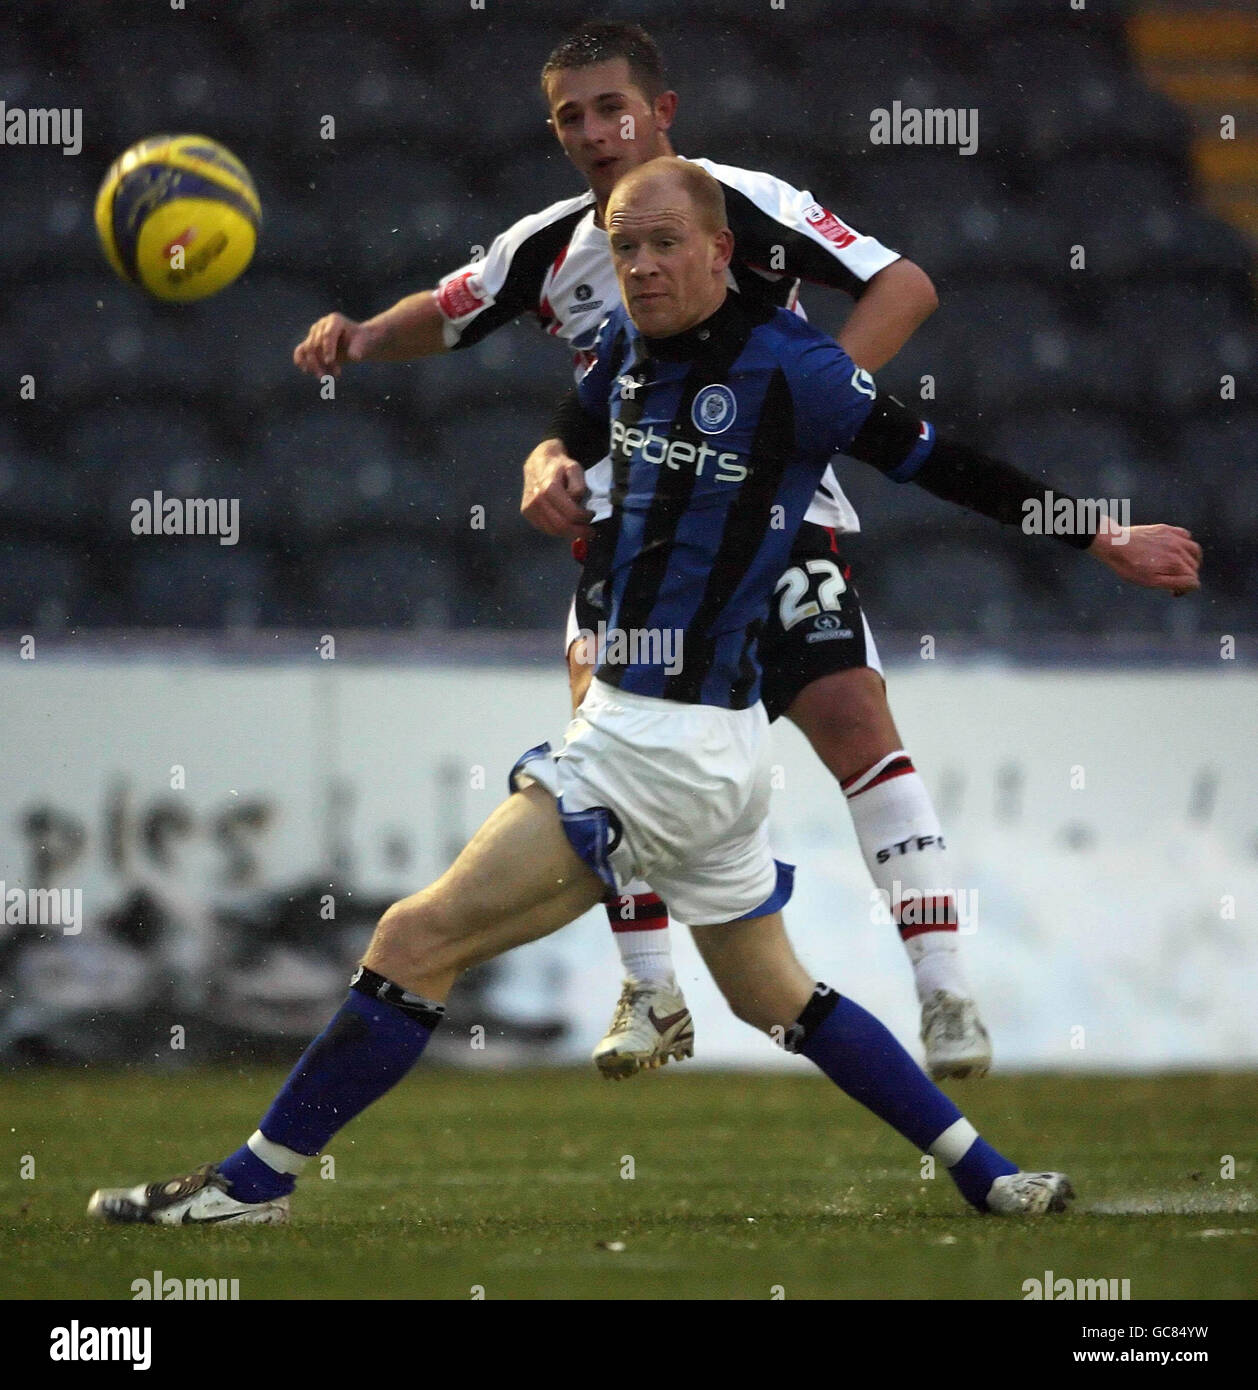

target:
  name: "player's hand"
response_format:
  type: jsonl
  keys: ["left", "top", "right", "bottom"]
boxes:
{"left": 293, "top": 313, "right": 381, "bottom": 377}
{"left": 521, "top": 439, "right": 594, "bottom": 540}
{"left": 1088, "top": 521, "right": 1202, "bottom": 595}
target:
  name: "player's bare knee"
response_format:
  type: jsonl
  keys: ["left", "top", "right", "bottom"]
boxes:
{"left": 790, "top": 671, "right": 894, "bottom": 771}
{"left": 719, "top": 987, "right": 778, "bottom": 1033}
{"left": 368, "top": 896, "right": 471, "bottom": 984}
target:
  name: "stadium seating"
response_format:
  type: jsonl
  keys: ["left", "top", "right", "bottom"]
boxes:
{"left": 126, "top": 545, "right": 275, "bottom": 629}
{"left": 2, "top": 0, "right": 1250, "bottom": 635}
{"left": 0, "top": 432, "right": 85, "bottom": 538}
{"left": 858, "top": 540, "right": 1027, "bottom": 638}
{"left": 0, "top": 540, "right": 94, "bottom": 630}
{"left": 308, "top": 538, "right": 460, "bottom": 628}
{"left": 91, "top": 22, "right": 265, "bottom": 149}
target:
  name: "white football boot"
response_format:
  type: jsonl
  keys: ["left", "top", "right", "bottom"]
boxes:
{"left": 592, "top": 978, "right": 695, "bottom": 1080}
{"left": 986, "top": 1171, "right": 1076, "bottom": 1215}
{"left": 87, "top": 1163, "right": 289, "bottom": 1226}
{"left": 921, "top": 990, "right": 993, "bottom": 1079}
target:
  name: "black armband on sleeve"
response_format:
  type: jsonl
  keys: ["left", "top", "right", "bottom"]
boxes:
{"left": 848, "top": 393, "right": 934, "bottom": 478}
{"left": 549, "top": 389, "right": 608, "bottom": 468}
{"left": 912, "top": 437, "right": 1096, "bottom": 550}
{"left": 847, "top": 394, "right": 1095, "bottom": 550}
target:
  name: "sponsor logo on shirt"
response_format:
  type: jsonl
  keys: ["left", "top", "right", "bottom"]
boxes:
{"left": 436, "top": 269, "right": 487, "bottom": 321}
{"left": 611, "top": 419, "right": 747, "bottom": 483}
{"left": 803, "top": 203, "right": 858, "bottom": 249}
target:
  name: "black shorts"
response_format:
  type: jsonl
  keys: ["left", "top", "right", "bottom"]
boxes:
{"left": 758, "top": 522, "right": 879, "bottom": 723}
{"left": 567, "top": 522, "right": 878, "bottom": 723}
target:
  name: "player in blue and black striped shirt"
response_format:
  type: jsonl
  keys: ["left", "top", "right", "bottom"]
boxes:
{"left": 91, "top": 158, "right": 1198, "bottom": 1226}
{"left": 552, "top": 267, "right": 927, "bottom": 711}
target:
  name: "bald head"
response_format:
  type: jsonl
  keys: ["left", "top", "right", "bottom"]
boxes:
{"left": 605, "top": 157, "right": 734, "bottom": 338}
{"left": 607, "top": 156, "right": 728, "bottom": 235}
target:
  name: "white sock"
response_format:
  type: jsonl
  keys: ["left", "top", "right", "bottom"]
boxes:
{"left": 843, "top": 750, "right": 972, "bottom": 1005}
{"left": 607, "top": 881, "right": 675, "bottom": 984}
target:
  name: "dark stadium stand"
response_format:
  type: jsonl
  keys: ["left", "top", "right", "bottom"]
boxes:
{"left": 0, "top": 0, "right": 1251, "bottom": 636}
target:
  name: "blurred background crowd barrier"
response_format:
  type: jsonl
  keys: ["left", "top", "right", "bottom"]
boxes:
{"left": 1, "top": 652, "right": 1253, "bottom": 1069}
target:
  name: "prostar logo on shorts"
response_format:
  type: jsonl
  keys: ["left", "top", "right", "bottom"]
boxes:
{"left": 436, "top": 269, "right": 487, "bottom": 320}
{"left": 803, "top": 203, "right": 858, "bottom": 249}
{"left": 610, "top": 419, "right": 747, "bottom": 482}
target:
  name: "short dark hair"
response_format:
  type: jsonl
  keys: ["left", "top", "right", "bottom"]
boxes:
{"left": 541, "top": 20, "right": 667, "bottom": 105}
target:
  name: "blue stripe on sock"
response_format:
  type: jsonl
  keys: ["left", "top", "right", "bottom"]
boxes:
{"left": 219, "top": 987, "right": 435, "bottom": 1202}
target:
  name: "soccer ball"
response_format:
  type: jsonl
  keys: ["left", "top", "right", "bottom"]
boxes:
{"left": 94, "top": 134, "right": 261, "bottom": 302}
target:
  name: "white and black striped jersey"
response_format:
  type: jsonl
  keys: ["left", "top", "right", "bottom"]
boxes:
{"left": 433, "top": 156, "right": 901, "bottom": 532}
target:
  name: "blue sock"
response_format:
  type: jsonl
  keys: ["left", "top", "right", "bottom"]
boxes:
{"left": 219, "top": 969, "right": 443, "bottom": 1203}
{"left": 793, "top": 985, "right": 1017, "bottom": 1210}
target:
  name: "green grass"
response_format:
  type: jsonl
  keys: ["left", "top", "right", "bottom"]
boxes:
{"left": 2, "top": 1068, "right": 1255, "bottom": 1300}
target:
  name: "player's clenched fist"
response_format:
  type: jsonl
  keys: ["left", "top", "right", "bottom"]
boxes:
{"left": 293, "top": 313, "right": 380, "bottom": 377}
{"left": 521, "top": 438, "right": 594, "bottom": 540}
{"left": 1089, "top": 522, "right": 1203, "bottom": 595}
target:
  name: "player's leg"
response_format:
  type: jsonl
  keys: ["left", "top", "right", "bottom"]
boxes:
{"left": 363, "top": 783, "right": 604, "bottom": 998}
{"left": 689, "top": 912, "right": 1071, "bottom": 1215}
{"left": 568, "top": 616, "right": 693, "bottom": 1079}
{"left": 785, "top": 662, "right": 990, "bottom": 1078}
{"left": 762, "top": 533, "right": 990, "bottom": 1079}
{"left": 87, "top": 784, "right": 605, "bottom": 1225}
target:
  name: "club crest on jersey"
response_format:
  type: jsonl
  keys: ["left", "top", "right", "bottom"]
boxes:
{"left": 692, "top": 384, "right": 737, "bottom": 435}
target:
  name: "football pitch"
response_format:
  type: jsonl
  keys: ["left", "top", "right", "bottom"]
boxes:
{"left": 3, "top": 1068, "right": 1254, "bottom": 1301}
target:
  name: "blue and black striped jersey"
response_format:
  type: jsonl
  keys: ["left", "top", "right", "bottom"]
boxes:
{"left": 434, "top": 157, "right": 901, "bottom": 534}
{"left": 560, "top": 292, "right": 937, "bottom": 709}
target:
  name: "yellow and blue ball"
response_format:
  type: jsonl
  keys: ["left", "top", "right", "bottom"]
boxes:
{"left": 95, "top": 134, "right": 261, "bottom": 301}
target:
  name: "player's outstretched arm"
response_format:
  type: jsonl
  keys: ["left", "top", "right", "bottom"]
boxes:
{"left": 1086, "top": 516, "right": 1202, "bottom": 594}
{"left": 837, "top": 258, "right": 938, "bottom": 373}
{"left": 903, "top": 437, "right": 1204, "bottom": 596}
{"left": 521, "top": 438, "right": 593, "bottom": 540}
{"left": 293, "top": 290, "right": 449, "bottom": 377}
{"left": 826, "top": 383, "right": 1205, "bottom": 597}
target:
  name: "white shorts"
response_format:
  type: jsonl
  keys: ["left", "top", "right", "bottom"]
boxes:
{"left": 510, "top": 678, "right": 793, "bottom": 927}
